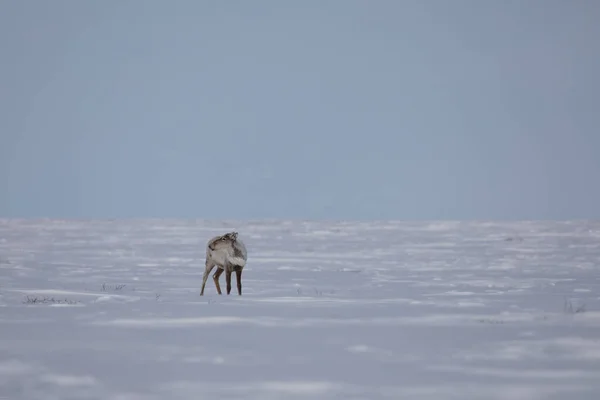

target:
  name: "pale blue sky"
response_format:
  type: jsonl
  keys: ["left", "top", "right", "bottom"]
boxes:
{"left": 1, "top": 0, "right": 599, "bottom": 219}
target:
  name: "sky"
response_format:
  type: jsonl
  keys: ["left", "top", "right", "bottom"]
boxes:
{"left": 1, "top": 0, "right": 599, "bottom": 220}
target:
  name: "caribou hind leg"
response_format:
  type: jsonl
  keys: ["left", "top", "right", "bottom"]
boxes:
{"left": 200, "top": 262, "right": 216, "bottom": 296}
{"left": 213, "top": 268, "right": 224, "bottom": 295}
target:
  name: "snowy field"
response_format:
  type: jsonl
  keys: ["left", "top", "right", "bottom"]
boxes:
{"left": 1, "top": 219, "right": 600, "bottom": 400}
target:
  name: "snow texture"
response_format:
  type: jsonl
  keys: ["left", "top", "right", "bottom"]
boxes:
{"left": 1, "top": 219, "right": 600, "bottom": 399}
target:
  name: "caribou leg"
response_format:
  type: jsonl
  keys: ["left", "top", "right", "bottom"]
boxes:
{"left": 226, "top": 270, "right": 232, "bottom": 295}
{"left": 213, "top": 268, "right": 224, "bottom": 295}
{"left": 235, "top": 269, "right": 242, "bottom": 295}
{"left": 200, "top": 262, "right": 216, "bottom": 296}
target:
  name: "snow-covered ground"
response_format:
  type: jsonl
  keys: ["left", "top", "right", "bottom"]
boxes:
{"left": 1, "top": 219, "right": 599, "bottom": 400}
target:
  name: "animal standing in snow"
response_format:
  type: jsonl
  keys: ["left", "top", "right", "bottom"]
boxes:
{"left": 200, "top": 231, "right": 247, "bottom": 296}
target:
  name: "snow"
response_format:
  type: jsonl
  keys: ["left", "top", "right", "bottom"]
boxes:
{"left": 0, "top": 219, "right": 599, "bottom": 399}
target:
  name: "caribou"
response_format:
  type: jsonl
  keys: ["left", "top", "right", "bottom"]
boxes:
{"left": 200, "top": 231, "right": 247, "bottom": 296}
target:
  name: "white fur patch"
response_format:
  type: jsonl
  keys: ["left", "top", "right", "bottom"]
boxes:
{"left": 228, "top": 257, "right": 246, "bottom": 267}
